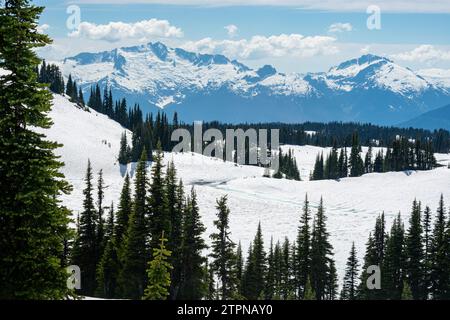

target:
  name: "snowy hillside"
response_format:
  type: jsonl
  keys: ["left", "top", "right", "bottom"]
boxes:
{"left": 54, "top": 42, "right": 450, "bottom": 125}
{"left": 39, "top": 94, "right": 450, "bottom": 282}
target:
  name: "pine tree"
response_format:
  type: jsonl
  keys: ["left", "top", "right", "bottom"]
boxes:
{"left": 210, "top": 196, "right": 238, "bottom": 299}
{"left": 242, "top": 223, "right": 266, "bottom": 300}
{"left": 430, "top": 195, "right": 450, "bottom": 299}
{"left": 178, "top": 188, "right": 207, "bottom": 300}
{"left": 422, "top": 205, "right": 432, "bottom": 299}
{"left": 115, "top": 174, "right": 132, "bottom": 255}
{"left": 148, "top": 142, "right": 170, "bottom": 252}
{"left": 143, "top": 232, "right": 172, "bottom": 300}
{"left": 303, "top": 276, "right": 316, "bottom": 300}
{"left": 382, "top": 214, "right": 405, "bottom": 300}
{"left": 295, "top": 194, "right": 311, "bottom": 298}
{"left": 118, "top": 132, "right": 130, "bottom": 165}
{"left": 0, "top": 0, "right": 72, "bottom": 299}
{"left": 349, "top": 133, "right": 364, "bottom": 177}
{"left": 265, "top": 239, "right": 275, "bottom": 300}
{"left": 340, "top": 243, "right": 359, "bottom": 300}
{"left": 96, "top": 169, "right": 106, "bottom": 261}
{"left": 310, "top": 198, "right": 335, "bottom": 300}
{"left": 401, "top": 281, "right": 413, "bottom": 300}
{"left": 405, "top": 200, "right": 424, "bottom": 300}
{"left": 205, "top": 260, "right": 216, "bottom": 300}
{"left": 119, "top": 151, "right": 149, "bottom": 299}
{"left": 71, "top": 161, "right": 98, "bottom": 296}
{"left": 170, "top": 179, "right": 186, "bottom": 299}
{"left": 165, "top": 161, "right": 184, "bottom": 300}
{"left": 96, "top": 204, "right": 119, "bottom": 298}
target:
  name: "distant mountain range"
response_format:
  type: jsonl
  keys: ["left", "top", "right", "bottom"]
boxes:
{"left": 400, "top": 104, "right": 450, "bottom": 131}
{"left": 57, "top": 41, "right": 450, "bottom": 126}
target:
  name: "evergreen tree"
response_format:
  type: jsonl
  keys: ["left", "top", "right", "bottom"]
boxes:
{"left": 303, "top": 276, "right": 316, "bottom": 300}
{"left": 118, "top": 132, "right": 130, "bottom": 165}
{"left": 310, "top": 198, "right": 335, "bottom": 300}
{"left": 382, "top": 214, "right": 405, "bottom": 300}
{"left": 96, "top": 204, "right": 119, "bottom": 298}
{"left": 71, "top": 161, "right": 98, "bottom": 296}
{"left": 242, "top": 223, "right": 266, "bottom": 300}
{"left": 295, "top": 194, "right": 311, "bottom": 298}
{"left": 349, "top": 133, "right": 364, "bottom": 177}
{"left": 178, "top": 188, "right": 207, "bottom": 300}
{"left": 96, "top": 169, "right": 106, "bottom": 260}
{"left": 148, "top": 143, "right": 170, "bottom": 252}
{"left": 340, "top": 243, "right": 359, "bottom": 300}
{"left": 405, "top": 200, "right": 424, "bottom": 300}
{"left": 265, "top": 239, "right": 275, "bottom": 300}
{"left": 119, "top": 151, "right": 148, "bottom": 299}
{"left": 210, "top": 196, "right": 238, "bottom": 299}
{"left": 143, "top": 232, "right": 172, "bottom": 300}
{"left": 0, "top": 0, "right": 72, "bottom": 299}
{"left": 422, "top": 205, "right": 433, "bottom": 299}
{"left": 430, "top": 195, "right": 450, "bottom": 299}
{"left": 115, "top": 174, "right": 132, "bottom": 254}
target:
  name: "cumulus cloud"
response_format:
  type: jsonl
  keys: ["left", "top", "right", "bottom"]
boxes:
{"left": 328, "top": 22, "right": 352, "bottom": 33}
{"left": 391, "top": 45, "right": 450, "bottom": 63}
{"left": 181, "top": 34, "right": 338, "bottom": 60}
{"left": 37, "top": 24, "right": 50, "bottom": 34}
{"left": 224, "top": 24, "right": 238, "bottom": 38}
{"left": 69, "top": 19, "right": 183, "bottom": 42}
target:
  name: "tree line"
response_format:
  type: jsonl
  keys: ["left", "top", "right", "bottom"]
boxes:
{"left": 311, "top": 132, "right": 437, "bottom": 180}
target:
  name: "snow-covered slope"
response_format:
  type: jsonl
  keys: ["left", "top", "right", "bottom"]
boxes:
{"left": 55, "top": 43, "right": 450, "bottom": 125}
{"left": 39, "top": 94, "right": 450, "bottom": 282}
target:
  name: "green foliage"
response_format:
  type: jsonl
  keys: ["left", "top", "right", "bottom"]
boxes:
{"left": 143, "top": 233, "right": 173, "bottom": 300}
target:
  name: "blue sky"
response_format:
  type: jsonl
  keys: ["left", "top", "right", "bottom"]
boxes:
{"left": 35, "top": 0, "right": 450, "bottom": 73}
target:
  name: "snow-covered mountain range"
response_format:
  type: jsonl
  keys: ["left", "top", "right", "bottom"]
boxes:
{"left": 57, "top": 42, "right": 450, "bottom": 125}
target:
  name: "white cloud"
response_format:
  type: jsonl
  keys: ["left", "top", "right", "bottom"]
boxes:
{"left": 75, "top": 0, "right": 450, "bottom": 13}
{"left": 328, "top": 22, "right": 352, "bottom": 33}
{"left": 224, "top": 24, "right": 238, "bottom": 38}
{"left": 37, "top": 24, "right": 50, "bottom": 34}
{"left": 360, "top": 45, "right": 371, "bottom": 54}
{"left": 69, "top": 19, "right": 183, "bottom": 42}
{"left": 181, "top": 34, "right": 338, "bottom": 60}
{"left": 391, "top": 45, "right": 450, "bottom": 63}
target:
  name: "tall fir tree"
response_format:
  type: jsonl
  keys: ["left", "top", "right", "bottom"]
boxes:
{"left": 430, "top": 195, "right": 450, "bottom": 299}
{"left": 119, "top": 151, "right": 149, "bottom": 299}
{"left": 96, "top": 204, "right": 119, "bottom": 298}
{"left": 210, "top": 196, "right": 238, "bottom": 300}
{"left": 340, "top": 243, "right": 359, "bottom": 300}
{"left": 381, "top": 214, "right": 405, "bottom": 300}
{"left": 71, "top": 161, "right": 98, "bottom": 296}
{"left": 0, "top": 0, "right": 72, "bottom": 299}
{"left": 242, "top": 223, "right": 266, "bottom": 300}
{"left": 310, "top": 198, "right": 336, "bottom": 300}
{"left": 295, "top": 194, "right": 311, "bottom": 298}
{"left": 178, "top": 188, "right": 207, "bottom": 299}
{"left": 405, "top": 200, "right": 424, "bottom": 300}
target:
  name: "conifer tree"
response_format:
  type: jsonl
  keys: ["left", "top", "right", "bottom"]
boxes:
{"left": 170, "top": 179, "right": 186, "bottom": 299}
{"left": 96, "top": 169, "right": 106, "bottom": 260}
{"left": 119, "top": 151, "right": 149, "bottom": 299}
{"left": 303, "top": 276, "right": 316, "bottom": 300}
{"left": 210, "top": 196, "right": 238, "bottom": 299}
{"left": 236, "top": 241, "right": 244, "bottom": 296}
{"left": 143, "top": 232, "right": 172, "bottom": 300}
{"left": 115, "top": 174, "right": 132, "bottom": 253}
{"left": 430, "top": 195, "right": 450, "bottom": 299}
{"left": 405, "top": 200, "right": 424, "bottom": 300}
{"left": 340, "top": 243, "right": 359, "bottom": 300}
{"left": 265, "top": 239, "right": 275, "bottom": 300}
{"left": 0, "top": 0, "right": 72, "bottom": 299}
{"left": 310, "top": 198, "right": 335, "bottom": 300}
{"left": 96, "top": 204, "right": 119, "bottom": 298}
{"left": 295, "top": 194, "right": 311, "bottom": 298}
{"left": 382, "top": 214, "right": 405, "bottom": 300}
{"left": 178, "top": 188, "right": 207, "bottom": 300}
{"left": 422, "top": 205, "right": 432, "bottom": 299}
{"left": 118, "top": 132, "right": 130, "bottom": 165}
{"left": 148, "top": 142, "right": 170, "bottom": 252}
{"left": 71, "top": 161, "right": 98, "bottom": 296}
{"left": 242, "top": 223, "right": 266, "bottom": 300}
{"left": 349, "top": 133, "right": 364, "bottom": 177}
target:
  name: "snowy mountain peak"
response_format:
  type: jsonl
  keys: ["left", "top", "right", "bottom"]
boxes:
{"left": 57, "top": 41, "right": 450, "bottom": 125}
